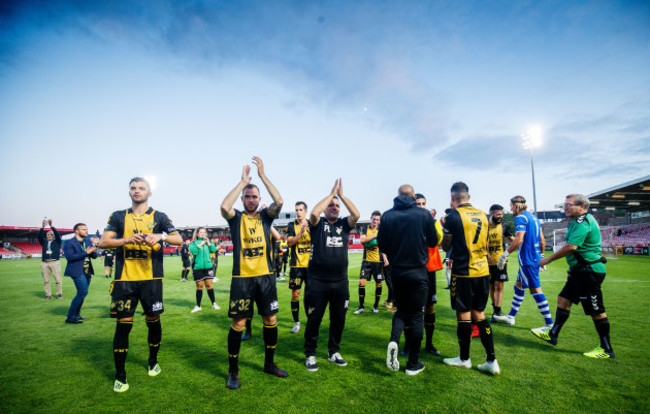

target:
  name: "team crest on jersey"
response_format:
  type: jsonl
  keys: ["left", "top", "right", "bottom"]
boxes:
{"left": 152, "top": 301, "right": 163, "bottom": 312}
{"left": 336, "top": 227, "right": 342, "bottom": 235}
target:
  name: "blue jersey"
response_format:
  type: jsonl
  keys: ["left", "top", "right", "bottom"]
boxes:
{"left": 514, "top": 210, "right": 542, "bottom": 267}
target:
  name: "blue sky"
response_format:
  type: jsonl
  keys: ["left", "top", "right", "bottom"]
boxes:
{"left": 1, "top": 0, "right": 649, "bottom": 232}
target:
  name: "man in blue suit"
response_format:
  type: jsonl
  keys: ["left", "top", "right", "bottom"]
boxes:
{"left": 63, "top": 223, "right": 98, "bottom": 324}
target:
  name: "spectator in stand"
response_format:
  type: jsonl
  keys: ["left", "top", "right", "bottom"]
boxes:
{"left": 37, "top": 218, "right": 63, "bottom": 300}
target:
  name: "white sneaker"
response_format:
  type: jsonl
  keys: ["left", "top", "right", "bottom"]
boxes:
{"left": 212, "top": 303, "right": 220, "bottom": 310}
{"left": 372, "top": 307, "right": 379, "bottom": 313}
{"left": 277, "top": 276, "right": 285, "bottom": 281}
{"left": 291, "top": 322, "right": 300, "bottom": 334}
{"left": 386, "top": 341, "right": 399, "bottom": 372}
{"left": 477, "top": 359, "right": 501, "bottom": 375}
{"left": 353, "top": 308, "right": 365, "bottom": 315}
{"left": 443, "top": 356, "right": 472, "bottom": 369}
{"left": 327, "top": 352, "right": 348, "bottom": 366}
{"left": 191, "top": 306, "right": 202, "bottom": 313}
{"left": 493, "top": 314, "right": 515, "bottom": 325}
{"left": 305, "top": 356, "right": 318, "bottom": 372}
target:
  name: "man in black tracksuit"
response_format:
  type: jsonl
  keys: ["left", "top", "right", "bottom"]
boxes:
{"left": 303, "top": 179, "right": 360, "bottom": 372}
{"left": 378, "top": 184, "right": 438, "bottom": 376}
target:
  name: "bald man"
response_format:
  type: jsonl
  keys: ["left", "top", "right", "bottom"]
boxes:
{"left": 378, "top": 185, "right": 438, "bottom": 376}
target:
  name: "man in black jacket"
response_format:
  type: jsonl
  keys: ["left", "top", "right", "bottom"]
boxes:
{"left": 37, "top": 218, "right": 63, "bottom": 300}
{"left": 378, "top": 185, "right": 438, "bottom": 376}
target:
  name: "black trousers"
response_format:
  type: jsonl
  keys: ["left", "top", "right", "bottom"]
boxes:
{"left": 389, "top": 266, "right": 428, "bottom": 364}
{"left": 304, "top": 278, "right": 349, "bottom": 357}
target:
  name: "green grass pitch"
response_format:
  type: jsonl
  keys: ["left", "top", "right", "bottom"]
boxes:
{"left": 1, "top": 253, "right": 649, "bottom": 413}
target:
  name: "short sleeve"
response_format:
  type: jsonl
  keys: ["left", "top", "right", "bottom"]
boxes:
{"left": 514, "top": 215, "right": 527, "bottom": 233}
{"left": 105, "top": 211, "right": 122, "bottom": 234}
{"left": 287, "top": 223, "right": 296, "bottom": 237}
{"left": 157, "top": 212, "right": 178, "bottom": 234}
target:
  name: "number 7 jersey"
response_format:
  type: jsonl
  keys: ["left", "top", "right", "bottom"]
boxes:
{"left": 443, "top": 204, "right": 489, "bottom": 278}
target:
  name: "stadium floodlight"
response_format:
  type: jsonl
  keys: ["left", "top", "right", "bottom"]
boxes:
{"left": 144, "top": 175, "right": 158, "bottom": 191}
{"left": 521, "top": 125, "right": 543, "bottom": 216}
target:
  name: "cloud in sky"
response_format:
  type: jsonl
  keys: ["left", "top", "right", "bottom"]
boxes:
{"left": 1, "top": 0, "right": 649, "bottom": 230}
{"left": 4, "top": 0, "right": 646, "bottom": 158}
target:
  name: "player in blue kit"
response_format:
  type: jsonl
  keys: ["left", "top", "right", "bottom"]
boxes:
{"left": 493, "top": 196, "right": 553, "bottom": 328}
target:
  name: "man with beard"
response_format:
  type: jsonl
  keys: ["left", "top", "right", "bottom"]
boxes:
{"left": 220, "top": 156, "right": 287, "bottom": 389}
{"left": 99, "top": 177, "right": 182, "bottom": 392}
{"left": 304, "top": 179, "right": 360, "bottom": 372}
{"left": 286, "top": 201, "right": 311, "bottom": 334}
{"left": 486, "top": 204, "right": 514, "bottom": 320}
{"left": 379, "top": 185, "right": 437, "bottom": 376}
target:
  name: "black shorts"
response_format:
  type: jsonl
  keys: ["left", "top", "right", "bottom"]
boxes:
{"left": 450, "top": 275, "right": 490, "bottom": 313}
{"left": 289, "top": 267, "right": 308, "bottom": 290}
{"left": 104, "top": 257, "right": 114, "bottom": 267}
{"left": 192, "top": 268, "right": 214, "bottom": 282}
{"left": 110, "top": 279, "right": 164, "bottom": 319}
{"left": 559, "top": 268, "right": 606, "bottom": 316}
{"left": 360, "top": 261, "right": 384, "bottom": 282}
{"left": 426, "top": 271, "right": 437, "bottom": 306}
{"left": 489, "top": 265, "right": 508, "bottom": 283}
{"left": 228, "top": 274, "right": 279, "bottom": 319}
{"left": 182, "top": 257, "right": 191, "bottom": 268}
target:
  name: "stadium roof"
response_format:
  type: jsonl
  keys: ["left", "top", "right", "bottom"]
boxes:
{"left": 0, "top": 226, "right": 74, "bottom": 237}
{"left": 554, "top": 174, "right": 650, "bottom": 212}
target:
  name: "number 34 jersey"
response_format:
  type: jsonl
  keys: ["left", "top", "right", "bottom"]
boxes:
{"left": 443, "top": 204, "right": 489, "bottom": 278}
{"left": 227, "top": 209, "right": 274, "bottom": 278}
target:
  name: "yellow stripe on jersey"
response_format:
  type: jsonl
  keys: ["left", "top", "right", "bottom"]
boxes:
{"left": 293, "top": 222, "right": 311, "bottom": 268}
{"left": 488, "top": 223, "right": 505, "bottom": 263}
{"left": 457, "top": 207, "right": 489, "bottom": 278}
{"left": 121, "top": 210, "right": 158, "bottom": 281}
{"left": 238, "top": 213, "right": 271, "bottom": 277}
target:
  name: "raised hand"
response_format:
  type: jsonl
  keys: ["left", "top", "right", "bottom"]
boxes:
{"left": 242, "top": 165, "right": 252, "bottom": 184}
{"left": 252, "top": 156, "right": 265, "bottom": 177}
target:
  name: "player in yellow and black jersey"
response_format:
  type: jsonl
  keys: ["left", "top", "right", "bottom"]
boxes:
{"left": 353, "top": 211, "right": 385, "bottom": 315}
{"left": 99, "top": 177, "right": 182, "bottom": 393}
{"left": 286, "top": 201, "right": 311, "bottom": 333}
{"left": 487, "top": 204, "right": 514, "bottom": 320}
{"left": 441, "top": 182, "right": 500, "bottom": 375}
{"left": 220, "top": 156, "right": 287, "bottom": 389}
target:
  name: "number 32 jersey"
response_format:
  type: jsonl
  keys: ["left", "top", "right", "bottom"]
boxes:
{"left": 443, "top": 203, "right": 489, "bottom": 278}
{"left": 227, "top": 209, "right": 274, "bottom": 277}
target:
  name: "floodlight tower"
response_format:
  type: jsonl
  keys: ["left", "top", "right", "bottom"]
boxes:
{"left": 521, "top": 126, "right": 542, "bottom": 216}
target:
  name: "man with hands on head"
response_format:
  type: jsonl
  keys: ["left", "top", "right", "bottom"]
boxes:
{"left": 304, "top": 179, "right": 360, "bottom": 372}
{"left": 220, "top": 156, "right": 287, "bottom": 390}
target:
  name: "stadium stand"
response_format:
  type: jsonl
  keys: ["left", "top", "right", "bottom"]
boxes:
{"left": 554, "top": 223, "right": 650, "bottom": 252}
{"left": 12, "top": 242, "right": 43, "bottom": 255}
